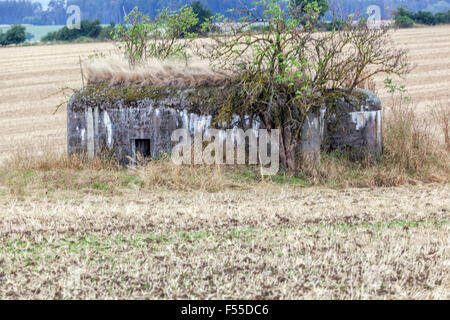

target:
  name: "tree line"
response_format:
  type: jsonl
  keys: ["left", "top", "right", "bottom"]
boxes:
{"left": 1, "top": 0, "right": 450, "bottom": 25}
{"left": 1, "top": 0, "right": 255, "bottom": 25}
{"left": 395, "top": 6, "right": 450, "bottom": 28}
{"left": 0, "top": 24, "right": 26, "bottom": 46}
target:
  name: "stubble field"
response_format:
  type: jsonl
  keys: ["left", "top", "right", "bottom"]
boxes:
{"left": 0, "top": 26, "right": 449, "bottom": 299}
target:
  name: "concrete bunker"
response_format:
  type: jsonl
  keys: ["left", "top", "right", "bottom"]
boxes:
{"left": 67, "top": 82, "right": 382, "bottom": 165}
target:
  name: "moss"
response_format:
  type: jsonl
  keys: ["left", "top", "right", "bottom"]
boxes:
{"left": 70, "top": 81, "right": 231, "bottom": 115}
{"left": 74, "top": 82, "right": 173, "bottom": 104}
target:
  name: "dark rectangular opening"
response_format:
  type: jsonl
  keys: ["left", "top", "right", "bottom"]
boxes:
{"left": 135, "top": 139, "right": 151, "bottom": 158}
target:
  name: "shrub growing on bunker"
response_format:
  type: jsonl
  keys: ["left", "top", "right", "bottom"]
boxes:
{"left": 113, "top": 6, "right": 198, "bottom": 66}
{"left": 199, "top": 0, "right": 411, "bottom": 170}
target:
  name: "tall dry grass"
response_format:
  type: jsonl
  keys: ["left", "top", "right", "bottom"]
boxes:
{"left": 382, "top": 97, "right": 443, "bottom": 175}
{"left": 430, "top": 97, "right": 450, "bottom": 152}
{"left": 0, "top": 150, "right": 245, "bottom": 196}
{"left": 300, "top": 94, "right": 450, "bottom": 187}
{"left": 83, "top": 56, "right": 231, "bottom": 87}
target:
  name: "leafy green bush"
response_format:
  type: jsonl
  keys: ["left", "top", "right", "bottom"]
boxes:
{"left": 395, "top": 7, "right": 450, "bottom": 28}
{"left": 42, "top": 19, "right": 103, "bottom": 42}
{"left": 113, "top": 6, "right": 198, "bottom": 65}
{"left": 0, "top": 24, "right": 26, "bottom": 46}
{"left": 42, "top": 26, "right": 79, "bottom": 41}
{"left": 435, "top": 11, "right": 450, "bottom": 24}
{"left": 80, "top": 19, "right": 102, "bottom": 38}
{"left": 326, "top": 19, "right": 344, "bottom": 31}
{"left": 188, "top": 1, "right": 213, "bottom": 34}
{"left": 395, "top": 15, "right": 415, "bottom": 28}
{"left": 413, "top": 11, "right": 436, "bottom": 25}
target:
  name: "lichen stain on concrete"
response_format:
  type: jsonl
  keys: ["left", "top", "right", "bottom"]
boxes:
{"left": 103, "top": 111, "right": 113, "bottom": 148}
{"left": 86, "top": 108, "right": 94, "bottom": 159}
{"left": 349, "top": 110, "right": 379, "bottom": 131}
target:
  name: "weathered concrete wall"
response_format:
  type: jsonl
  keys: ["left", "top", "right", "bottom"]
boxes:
{"left": 68, "top": 85, "right": 382, "bottom": 165}
{"left": 322, "top": 89, "right": 383, "bottom": 158}
{"left": 68, "top": 94, "right": 216, "bottom": 164}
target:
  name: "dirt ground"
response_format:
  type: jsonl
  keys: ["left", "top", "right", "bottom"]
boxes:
{"left": 0, "top": 183, "right": 448, "bottom": 299}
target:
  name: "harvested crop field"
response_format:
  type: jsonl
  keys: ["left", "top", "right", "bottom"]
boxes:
{"left": 0, "top": 25, "right": 449, "bottom": 300}
{"left": 1, "top": 26, "right": 450, "bottom": 163}
{"left": 0, "top": 183, "right": 449, "bottom": 299}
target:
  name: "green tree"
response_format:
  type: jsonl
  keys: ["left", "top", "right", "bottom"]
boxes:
{"left": 290, "top": 0, "right": 329, "bottom": 18}
{"left": 188, "top": 1, "right": 214, "bottom": 33}
{"left": 113, "top": 6, "right": 198, "bottom": 66}
{"left": 203, "top": 0, "right": 411, "bottom": 170}
{"left": 0, "top": 24, "right": 26, "bottom": 46}
{"left": 395, "top": 15, "right": 415, "bottom": 28}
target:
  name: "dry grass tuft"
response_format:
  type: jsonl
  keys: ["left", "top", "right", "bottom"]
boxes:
{"left": 135, "top": 156, "right": 242, "bottom": 192}
{"left": 4, "top": 149, "right": 120, "bottom": 172}
{"left": 83, "top": 56, "right": 231, "bottom": 87}
{"left": 298, "top": 95, "right": 450, "bottom": 187}
{"left": 430, "top": 97, "right": 450, "bottom": 152}
{"left": 0, "top": 150, "right": 250, "bottom": 196}
{"left": 382, "top": 96, "right": 449, "bottom": 179}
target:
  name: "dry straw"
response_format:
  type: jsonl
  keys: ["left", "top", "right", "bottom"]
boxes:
{"left": 83, "top": 56, "right": 231, "bottom": 87}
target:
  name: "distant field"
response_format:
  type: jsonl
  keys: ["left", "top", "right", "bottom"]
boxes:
{"left": 1, "top": 25, "right": 450, "bottom": 163}
{"left": 0, "top": 24, "right": 64, "bottom": 42}
{"left": 0, "top": 24, "right": 110, "bottom": 42}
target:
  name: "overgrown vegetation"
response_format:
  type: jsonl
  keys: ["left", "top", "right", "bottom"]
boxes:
{"left": 71, "top": 1, "right": 450, "bottom": 182}
{"left": 112, "top": 6, "right": 198, "bottom": 65}
{"left": 4, "top": 86, "right": 449, "bottom": 189}
{"left": 197, "top": 0, "right": 411, "bottom": 170}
